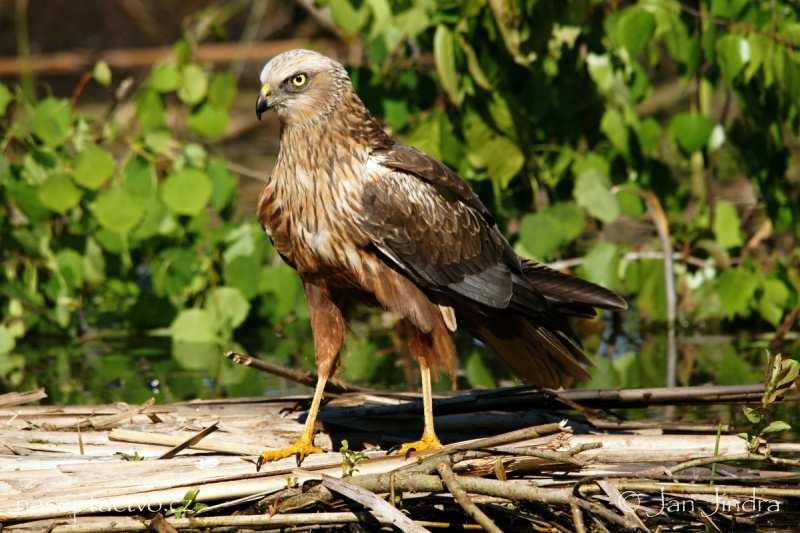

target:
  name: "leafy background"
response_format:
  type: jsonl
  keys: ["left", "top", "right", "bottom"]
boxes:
{"left": 1, "top": 0, "right": 799, "bottom": 406}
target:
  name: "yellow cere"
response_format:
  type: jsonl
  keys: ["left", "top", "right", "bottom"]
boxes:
{"left": 260, "top": 84, "right": 271, "bottom": 97}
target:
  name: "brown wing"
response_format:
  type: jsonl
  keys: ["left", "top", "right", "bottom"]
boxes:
{"left": 359, "top": 146, "right": 546, "bottom": 313}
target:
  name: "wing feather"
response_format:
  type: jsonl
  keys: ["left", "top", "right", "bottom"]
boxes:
{"left": 358, "top": 147, "right": 526, "bottom": 309}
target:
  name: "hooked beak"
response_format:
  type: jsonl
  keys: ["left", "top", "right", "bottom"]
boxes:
{"left": 256, "top": 83, "right": 272, "bottom": 120}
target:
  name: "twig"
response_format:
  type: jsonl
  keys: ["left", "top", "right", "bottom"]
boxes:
{"left": 0, "top": 388, "right": 47, "bottom": 408}
{"left": 770, "top": 302, "right": 800, "bottom": 352}
{"left": 45, "top": 512, "right": 445, "bottom": 532}
{"left": 436, "top": 462, "right": 502, "bottom": 533}
{"left": 643, "top": 191, "right": 677, "bottom": 390}
{"left": 108, "top": 428, "right": 263, "bottom": 455}
{"left": 0, "top": 39, "right": 345, "bottom": 75}
{"left": 489, "top": 441, "right": 602, "bottom": 466}
{"left": 157, "top": 421, "right": 220, "bottom": 460}
{"left": 224, "top": 351, "right": 373, "bottom": 394}
{"left": 226, "top": 161, "right": 267, "bottom": 182}
{"left": 571, "top": 503, "right": 586, "bottom": 533}
{"left": 320, "top": 474, "right": 431, "bottom": 533}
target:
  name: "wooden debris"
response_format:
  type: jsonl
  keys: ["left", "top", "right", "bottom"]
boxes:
{"left": 1, "top": 383, "right": 798, "bottom": 531}
{"left": 0, "top": 389, "right": 47, "bottom": 408}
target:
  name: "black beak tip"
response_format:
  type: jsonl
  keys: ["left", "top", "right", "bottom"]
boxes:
{"left": 256, "top": 96, "right": 268, "bottom": 121}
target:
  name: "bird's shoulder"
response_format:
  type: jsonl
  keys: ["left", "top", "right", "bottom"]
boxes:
{"left": 369, "top": 143, "right": 495, "bottom": 224}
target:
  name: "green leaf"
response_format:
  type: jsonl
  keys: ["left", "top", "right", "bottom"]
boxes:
{"left": 161, "top": 168, "right": 212, "bottom": 215}
{"left": 260, "top": 265, "right": 303, "bottom": 319}
{"left": 208, "top": 72, "right": 237, "bottom": 109}
{"left": 466, "top": 351, "right": 495, "bottom": 388}
{"left": 206, "top": 286, "right": 250, "bottom": 330}
{"left": 617, "top": 7, "right": 656, "bottom": 58}
{"left": 710, "top": 0, "right": 748, "bottom": 18}
{"left": 716, "top": 268, "right": 759, "bottom": 319}
{"left": 762, "top": 420, "right": 791, "bottom": 434}
{"left": 759, "top": 278, "right": 790, "bottom": 327}
{"left": 329, "top": 0, "right": 369, "bottom": 37}
{"left": 150, "top": 64, "right": 180, "bottom": 92}
{"left": 601, "top": 108, "right": 628, "bottom": 154}
{"left": 716, "top": 34, "right": 748, "bottom": 83}
{"left": 83, "top": 237, "right": 106, "bottom": 285}
{"left": 38, "top": 173, "right": 82, "bottom": 214}
{"left": 92, "top": 187, "right": 144, "bottom": 233}
{"left": 177, "top": 64, "right": 208, "bottom": 105}
{"left": 578, "top": 242, "right": 621, "bottom": 292}
{"left": 574, "top": 169, "right": 619, "bottom": 224}
{"left": 0, "top": 325, "right": 15, "bottom": 355}
{"left": 187, "top": 104, "right": 228, "bottom": 139}
{"left": 519, "top": 212, "right": 563, "bottom": 261}
{"left": 742, "top": 406, "right": 761, "bottom": 424}
{"left": 713, "top": 200, "right": 743, "bottom": 249}
{"left": 669, "top": 113, "right": 715, "bottom": 153}
{"left": 72, "top": 144, "right": 115, "bottom": 190}
{"left": 92, "top": 60, "right": 111, "bottom": 86}
{"left": 434, "top": 25, "right": 462, "bottom": 105}
{"left": 485, "top": 136, "right": 523, "bottom": 187}
{"left": 457, "top": 34, "right": 492, "bottom": 90}
{"left": 57, "top": 249, "right": 84, "bottom": 291}
{"left": 136, "top": 89, "right": 165, "bottom": 131}
{"left": 208, "top": 158, "right": 237, "bottom": 211}
{"left": 170, "top": 308, "right": 217, "bottom": 343}
{"left": 0, "top": 83, "right": 13, "bottom": 117}
{"left": 123, "top": 156, "right": 157, "bottom": 199}
{"left": 31, "top": 98, "right": 72, "bottom": 147}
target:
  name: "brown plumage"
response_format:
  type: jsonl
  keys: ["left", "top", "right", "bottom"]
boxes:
{"left": 253, "top": 49, "right": 627, "bottom": 467}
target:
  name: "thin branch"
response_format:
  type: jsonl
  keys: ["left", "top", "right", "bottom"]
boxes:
{"left": 224, "top": 351, "right": 373, "bottom": 394}
{"left": 437, "top": 462, "right": 502, "bottom": 533}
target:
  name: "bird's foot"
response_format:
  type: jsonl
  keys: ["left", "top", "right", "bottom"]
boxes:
{"left": 256, "top": 438, "right": 323, "bottom": 470}
{"left": 394, "top": 433, "right": 443, "bottom": 458}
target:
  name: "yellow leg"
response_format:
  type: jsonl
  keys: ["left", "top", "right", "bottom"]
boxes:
{"left": 257, "top": 374, "right": 327, "bottom": 470}
{"left": 396, "top": 364, "right": 443, "bottom": 457}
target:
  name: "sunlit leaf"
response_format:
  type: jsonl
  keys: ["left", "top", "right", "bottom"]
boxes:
{"left": 713, "top": 200, "right": 743, "bottom": 249}
{"left": 38, "top": 173, "right": 82, "bottom": 214}
{"left": 669, "top": 113, "right": 715, "bottom": 153}
{"left": 161, "top": 168, "right": 212, "bottom": 215}
{"left": 31, "top": 98, "right": 72, "bottom": 147}
{"left": 177, "top": 64, "right": 208, "bottom": 105}
{"left": 92, "top": 187, "right": 144, "bottom": 233}
{"left": 72, "top": 144, "right": 115, "bottom": 190}
{"left": 617, "top": 7, "right": 655, "bottom": 58}
{"left": 434, "top": 25, "right": 462, "bottom": 105}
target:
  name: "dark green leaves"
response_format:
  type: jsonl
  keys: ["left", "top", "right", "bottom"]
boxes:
{"left": 518, "top": 203, "right": 585, "bottom": 260}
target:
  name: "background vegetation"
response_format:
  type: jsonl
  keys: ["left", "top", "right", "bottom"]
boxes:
{"left": 1, "top": 0, "right": 799, "bottom": 404}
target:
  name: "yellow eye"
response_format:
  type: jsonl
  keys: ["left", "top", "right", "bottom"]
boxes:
{"left": 291, "top": 73, "right": 307, "bottom": 87}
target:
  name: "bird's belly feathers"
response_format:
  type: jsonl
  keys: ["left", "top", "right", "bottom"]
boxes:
{"left": 257, "top": 174, "right": 369, "bottom": 281}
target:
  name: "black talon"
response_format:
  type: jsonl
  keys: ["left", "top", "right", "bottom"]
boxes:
{"left": 295, "top": 453, "right": 302, "bottom": 467}
{"left": 256, "top": 455, "right": 264, "bottom": 472}
{"left": 386, "top": 443, "right": 401, "bottom": 455}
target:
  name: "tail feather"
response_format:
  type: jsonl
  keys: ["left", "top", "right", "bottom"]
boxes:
{"left": 520, "top": 259, "right": 628, "bottom": 313}
{"left": 456, "top": 258, "right": 626, "bottom": 388}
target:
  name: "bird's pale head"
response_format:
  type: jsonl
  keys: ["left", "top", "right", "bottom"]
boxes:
{"left": 256, "top": 49, "right": 350, "bottom": 126}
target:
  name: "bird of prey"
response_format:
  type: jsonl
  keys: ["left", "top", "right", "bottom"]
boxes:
{"left": 254, "top": 49, "right": 626, "bottom": 468}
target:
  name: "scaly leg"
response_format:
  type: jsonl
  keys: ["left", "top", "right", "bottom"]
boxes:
{"left": 256, "top": 372, "right": 327, "bottom": 470}
{"left": 396, "top": 362, "right": 443, "bottom": 457}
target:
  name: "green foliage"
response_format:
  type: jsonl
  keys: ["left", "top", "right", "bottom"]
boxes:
{"left": 0, "top": 34, "right": 310, "bottom": 389}
{"left": 739, "top": 354, "right": 798, "bottom": 452}
{"left": 324, "top": 0, "right": 800, "bottom": 331}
